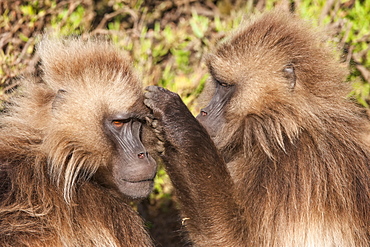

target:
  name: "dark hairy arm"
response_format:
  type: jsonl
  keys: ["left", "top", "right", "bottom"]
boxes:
{"left": 144, "top": 86, "right": 244, "bottom": 246}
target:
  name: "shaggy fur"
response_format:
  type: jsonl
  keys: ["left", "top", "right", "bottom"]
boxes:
{"left": 0, "top": 37, "right": 153, "bottom": 246}
{"left": 204, "top": 12, "right": 370, "bottom": 246}
{"left": 145, "top": 11, "right": 370, "bottom": 246}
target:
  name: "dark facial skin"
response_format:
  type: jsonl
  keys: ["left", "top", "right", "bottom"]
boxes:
{"left": 196, "top": 82, "right": 236, "bottom": 137}
{"left": 103, "top": 113, "right": 157, "bottom": 199}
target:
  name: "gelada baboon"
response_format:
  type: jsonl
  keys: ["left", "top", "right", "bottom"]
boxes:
{"left": 145, "top": 11, "right": 370, "bottom": 246}
{"left": 0, "top": 36, "right": 157, "bottom": 246}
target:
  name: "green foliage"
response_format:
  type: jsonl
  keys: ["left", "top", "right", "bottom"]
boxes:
{"left": 340, "top": 1, "right": 370, "bottom": 106}
{"left": 151, "top": 166, "right": 172, "bottom": 201}
{"left": 51, "top": 5, "right": 86, "bottom": 35}
{"left": 350, "top": 81, "right": 370, "bottom": 108}
{"left": 296, "top": 0, "right": 370, "bottom": 106}
{"left": 190, "top": 11, "right": 209, "bottom": 39}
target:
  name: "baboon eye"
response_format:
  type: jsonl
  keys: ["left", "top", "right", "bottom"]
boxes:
{"left": 218, "top": 81, "right": 230, "bottom": 88}
{"left": 112, "top": 120, "right": 129, "bottom": 128}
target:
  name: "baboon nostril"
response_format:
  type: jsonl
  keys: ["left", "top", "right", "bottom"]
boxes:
{"left": 201, "top": 110, "right": 207, "bottom": 116}
{"left": 138, "top": 153, "right": 146, "bottom": 159}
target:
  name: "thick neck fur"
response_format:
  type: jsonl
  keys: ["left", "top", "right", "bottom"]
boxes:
{"left": 227, "top": 98, "right": 370, "bottom": 246}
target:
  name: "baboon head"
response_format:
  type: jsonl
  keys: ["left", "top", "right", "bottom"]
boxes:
{"left": 197, "top": 12, "right": 348, "bottom": 153}
{"left": 36, "top": 37, "right": 157, "bottom": 201}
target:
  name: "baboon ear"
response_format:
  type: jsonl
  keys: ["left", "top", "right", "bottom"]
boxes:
{"left": 52, "top": 89, "right": 67, "bottom": 111}
{"left": 283, "top": 64, "right": 296, "bottom": 89}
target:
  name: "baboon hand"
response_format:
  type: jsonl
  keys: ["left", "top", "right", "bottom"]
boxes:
{"left": 144, "top": 85, "right": 199, "bottom": 148}
{"left": 144, "top": 86, "right": 186, "bottom": 119}
{"left": 144, "top": 86, "right": 186, "bottom": 151}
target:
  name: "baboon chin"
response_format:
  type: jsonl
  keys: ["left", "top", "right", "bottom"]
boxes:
{"left": 0, "top": 36, "right": 156, "bottom": 246}
{"left": 145, "top": 11, "right": 370, "bottom": 246}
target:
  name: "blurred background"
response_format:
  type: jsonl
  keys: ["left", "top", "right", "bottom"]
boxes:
{"left": 1, "top": 0, "right": 369, "bottom": 246}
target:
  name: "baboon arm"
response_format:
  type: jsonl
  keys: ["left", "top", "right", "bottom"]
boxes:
{"left": 145, "top": 86, "right": 244, "bottom": 246}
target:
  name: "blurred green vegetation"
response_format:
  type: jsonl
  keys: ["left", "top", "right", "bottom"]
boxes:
{"left": 3, "top": 0, "right": 369, "bottom": 109}
{"left": 1, "top": 1, "right": 370, "bottom": 241}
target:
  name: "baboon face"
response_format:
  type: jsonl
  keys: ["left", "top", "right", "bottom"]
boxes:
{"left": 39, "top": 38, "right": 158, "bottom": 200}
{"left": 103, "top": 110, "right": 157, "bottom": 199}
{"left": 196, "top": 52, "right": 294, "bottom": 138}
{"left": 50, "top": 86, "right": 157, "bottom": 199}
{"left": 196, "top": 13, "right": 338, "bottom": 141}
{"left": 196, "top": 76, "right": 236, "bottom": 138}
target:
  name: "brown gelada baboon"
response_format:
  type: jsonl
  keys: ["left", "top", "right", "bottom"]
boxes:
{"left": 0, "top": 36, "right": 157, "bottom": 246}
{"left": 144, "top": 11, "right": 370, "bottom": 246}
